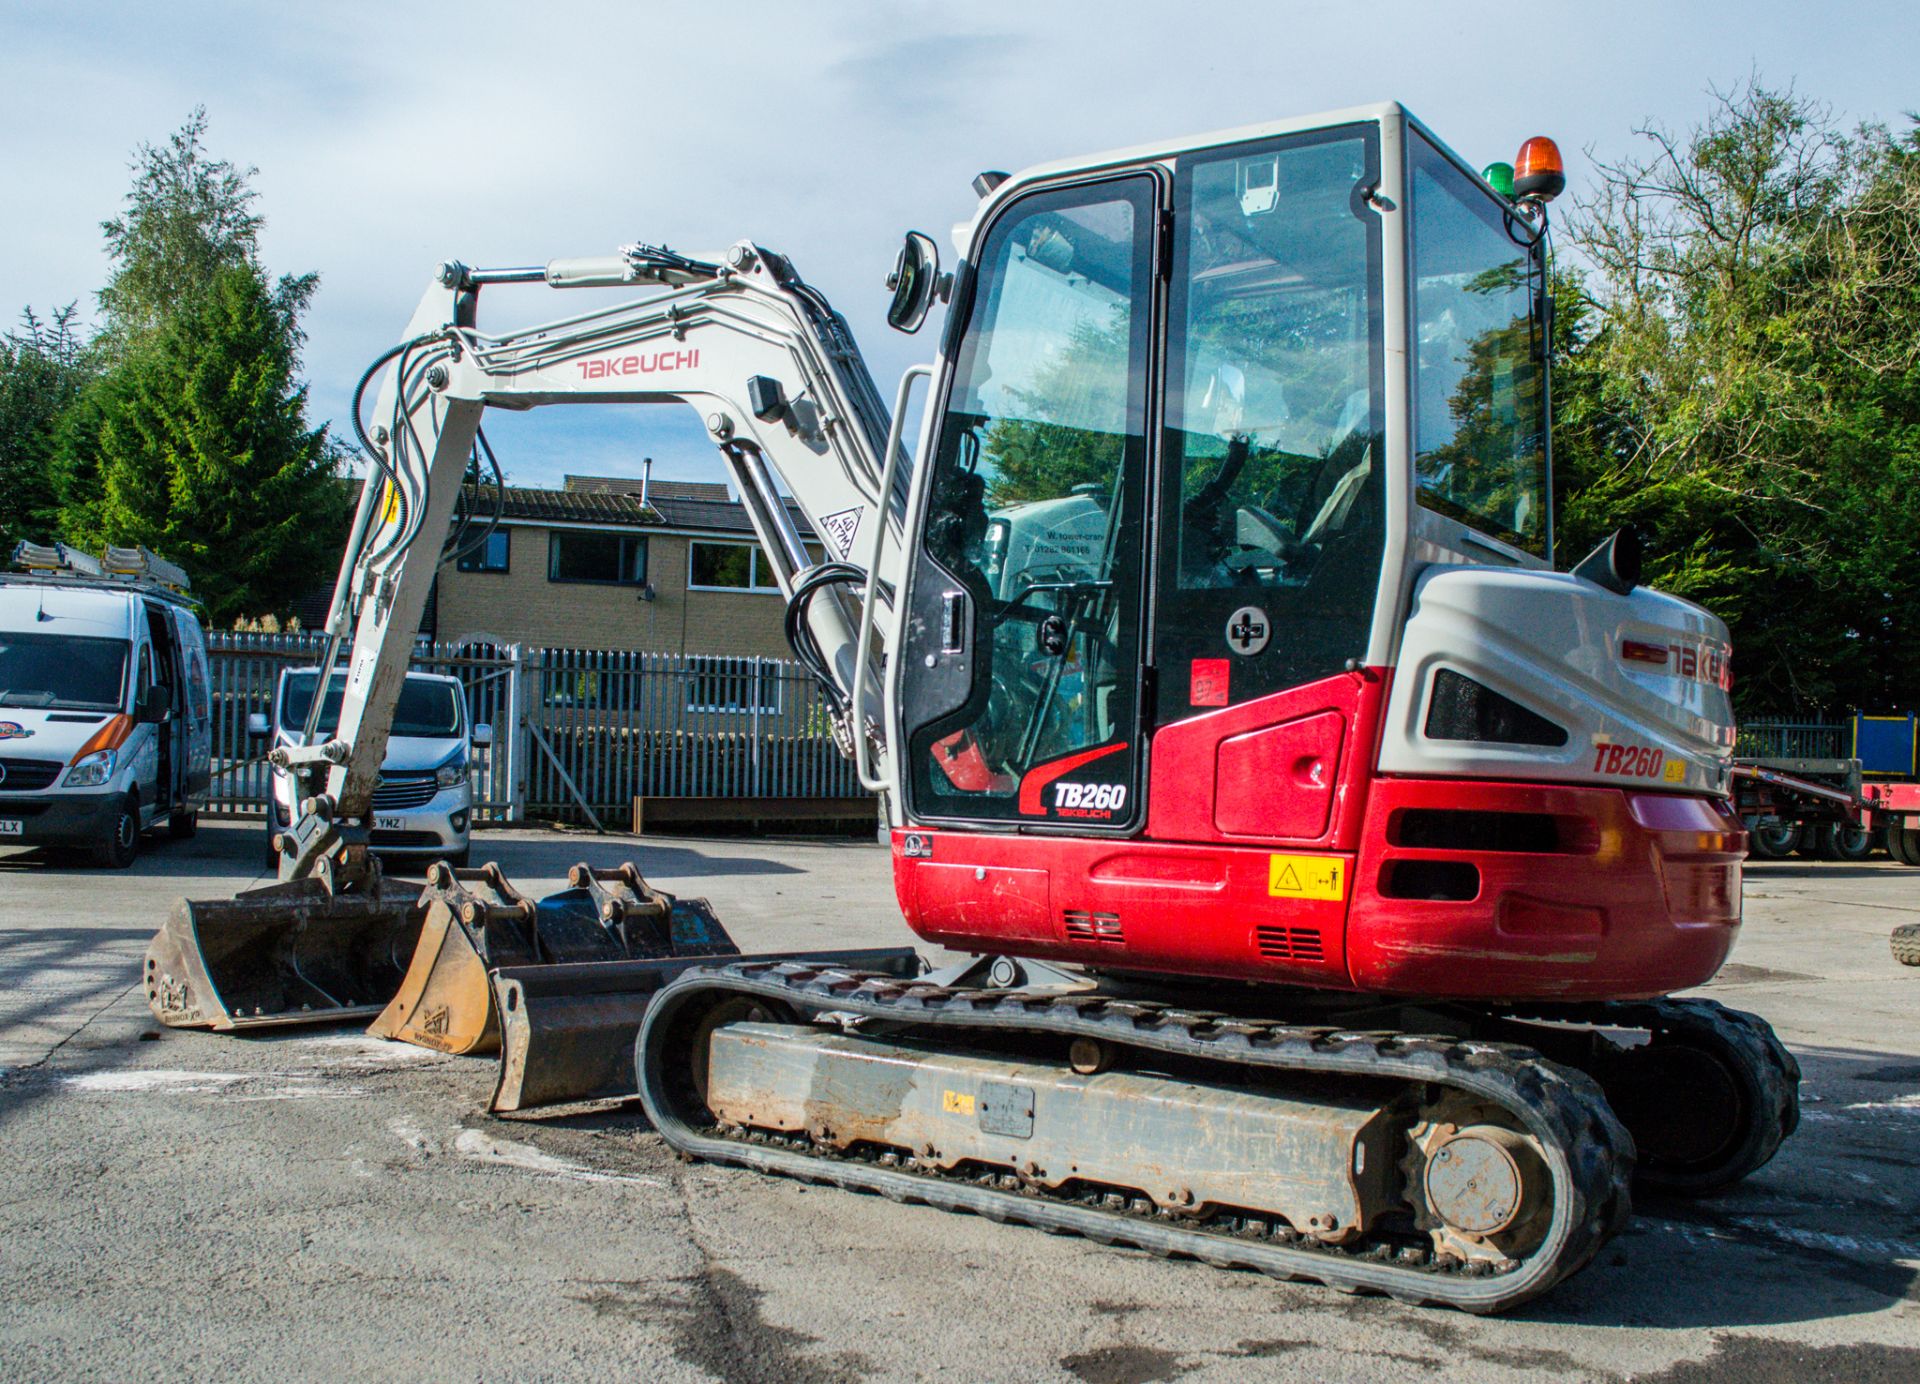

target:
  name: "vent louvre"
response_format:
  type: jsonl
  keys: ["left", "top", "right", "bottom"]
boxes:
{"left": 1254, "top": 926, "right": 1326, "bottom": 962}
{"left": 1063, "top": 910, "right": 1124, "bottom": 945}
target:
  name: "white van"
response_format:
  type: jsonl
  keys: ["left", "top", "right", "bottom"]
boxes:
{"left": 0, "top": 544, "right": 211, "bottom": 866}
{"left": 253, "top": 666, "right": 484, "bottom": 869}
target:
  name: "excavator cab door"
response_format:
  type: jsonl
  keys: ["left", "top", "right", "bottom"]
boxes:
{"left": 899, "top": 174, "right": 1162, "bottom": 830}
{"left": 1154, "top": 125, "right": 1387, "bottom": 723}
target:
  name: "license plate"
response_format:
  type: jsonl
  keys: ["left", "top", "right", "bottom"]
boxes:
{"left": 0, "top": 820, "right": 22, "bottom": 837}
{"left": 376, "top": 816, "right": 405, "bottom": 831}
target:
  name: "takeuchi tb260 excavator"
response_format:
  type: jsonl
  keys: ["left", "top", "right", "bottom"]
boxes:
{"left": 147, "top": 103, "right": 1797, "bottom": 1313}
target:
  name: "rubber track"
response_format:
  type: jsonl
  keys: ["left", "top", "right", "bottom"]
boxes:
{"left": 1508, "top": 997, "right": 1799, "bottom": 1193}
{"left": 636, "top": 961, "right": 1635, "bottom": 1314}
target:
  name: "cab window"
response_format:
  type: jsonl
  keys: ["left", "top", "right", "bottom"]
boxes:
{"left": 1410, "top": 134, "right": 1547, "bottom": 553}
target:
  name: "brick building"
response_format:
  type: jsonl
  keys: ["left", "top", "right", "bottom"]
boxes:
{"left": 432, "top": 475, "right": 817, "bottom": 656}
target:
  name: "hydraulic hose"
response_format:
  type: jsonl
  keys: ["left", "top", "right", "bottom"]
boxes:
{"left": 783, "top": 562, "right": 866, "bottom": 715}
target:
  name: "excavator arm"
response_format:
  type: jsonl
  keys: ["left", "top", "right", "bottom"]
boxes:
{"left": 277, "top": 241, "right": 914, "bottom": 886}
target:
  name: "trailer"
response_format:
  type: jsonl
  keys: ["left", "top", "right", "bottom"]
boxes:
{"left": 1734, "top": 713, "right": 1920, "bottom": 863}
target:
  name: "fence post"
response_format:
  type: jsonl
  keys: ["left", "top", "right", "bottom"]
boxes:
{"left": 506, "top": 644, "right": 530, "bottom": 822}
{"left": 750, "top": 655, "right": 763, "bottom": 798}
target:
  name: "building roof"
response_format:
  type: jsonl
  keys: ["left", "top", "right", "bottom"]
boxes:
{"left": 463, "top": 480, "right": 814, "bottom": 540}
{"left": 468, "top": 484, "right": 661, "bottom": 526}
{"left": 564, "top": 475, "right": 729, "bottom": 502}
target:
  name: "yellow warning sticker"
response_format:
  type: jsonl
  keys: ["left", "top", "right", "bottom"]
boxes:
{"left": 1662, "top": 758, "right": 1686, "bottom": 783}
{"left": 379, "top": 483, "right": 400, "bottom": 524}
{"left": 1268, "top": 854, "right": 1346, "bottom": 902}
{"left": 942, "top": 1090, "right": 975, "bottom": 1115}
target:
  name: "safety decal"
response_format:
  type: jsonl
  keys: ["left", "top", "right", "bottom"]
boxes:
{"left": 1267, "top": 854, "right": 1346, "bottom": 902}
{"left": 942, "top": 1090, "right": 975, "bottom": 1115}
{"left": 0, "top": 721, "right": 32, "bottom": 741}
{"left": 1190, "top": 658, "right": 1230, "bottom": 707}
{"left": 901, "top": 832, "right": 933, "bottom": 858}
{"left": 819, "top": 507, "right": 863, "bottom": 559}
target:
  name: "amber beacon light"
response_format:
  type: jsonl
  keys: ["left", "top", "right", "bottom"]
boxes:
{"left": 1513, "top": 136, "right": 1566, "bottom": 203}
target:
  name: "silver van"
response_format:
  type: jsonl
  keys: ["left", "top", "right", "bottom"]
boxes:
{"left": 0, "top": 544, "right": 211, "bottom": 866}
{"left": 253, "top": 667, "right": 485, "bottom": 869}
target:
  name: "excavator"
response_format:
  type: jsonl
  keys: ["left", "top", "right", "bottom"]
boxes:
{"left": 144, "top": 103, "right": 1797, "bottom": 1313}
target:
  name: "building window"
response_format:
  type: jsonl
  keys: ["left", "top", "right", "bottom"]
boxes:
{"left": 687, "top": 666, "right": 783, "bottom": 714}
{"left": 688, "top": 540, "right": 779, "bottom": 592}
{"left": 548, "top": 531, "right": 647, "bottom": 585}
{"left": 457, "top": 528, "right": 511, "bottom": 573}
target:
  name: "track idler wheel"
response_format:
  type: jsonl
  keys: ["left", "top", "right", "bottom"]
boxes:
{"left": 1589, "top": 1000, "right": 1800, "bottom": 1197}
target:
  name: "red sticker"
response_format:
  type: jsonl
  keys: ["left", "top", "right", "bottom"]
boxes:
{"left": 1191, "top": 658, "right": 1230, "bottom": 707}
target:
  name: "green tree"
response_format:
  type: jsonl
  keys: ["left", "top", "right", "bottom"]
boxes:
{"left": 48, "top": 110, "right": 342, "bottom": 619}
{"left": 60, "top": 265, "right": 344, "bottom": 624}
{"left": 1555, "top": 83, "right": 1920, "bottom": 715}
{"left": 96, "top": 106, "right": 315, "bottom": 351}
{"left": 0, "top": 306, "right": 96, "bottom": 552}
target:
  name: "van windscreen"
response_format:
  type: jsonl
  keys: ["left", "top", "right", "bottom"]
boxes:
{"left": 280, "top": 673, "right": 461, "bottom": 738}
{"left": 0, "top": 632, "right": 130, "bottom": 711}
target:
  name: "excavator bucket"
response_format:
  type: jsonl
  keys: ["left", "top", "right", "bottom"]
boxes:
{"left": 370, "top": 861, "right": 739, "bottom": 1057}
{"left": 145, "top": 877, "right": 422, "bottom": 1031}
{"left": 490, "top": 946, "right": 922, "bottom": 1113}
{"left": 367, "top": 862, "right": 545, "bottom": 1054}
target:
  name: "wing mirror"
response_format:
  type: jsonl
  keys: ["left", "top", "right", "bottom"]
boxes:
{"left": 246, "top": 711, "right": 270, "bottom": 739}
{"left": 472, "top": 722, "right": 493, "bottom": 749}
{"left": 886, "top": 231, "right": 947, "bottom": 334}
{"left": 135, "top": 685, "right": 170, "bottom": 724}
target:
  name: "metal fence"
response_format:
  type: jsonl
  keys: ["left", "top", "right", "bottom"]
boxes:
{"left": 1735, "top": 720, "right": 1847, "bottom": 760}
{"left": 205, "top": 633, "right": 862, "bottom": 827}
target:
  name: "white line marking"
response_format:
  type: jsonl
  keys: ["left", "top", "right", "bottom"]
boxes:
{"left": 452, "top": 1129, "right": 663, "bottom": 1187}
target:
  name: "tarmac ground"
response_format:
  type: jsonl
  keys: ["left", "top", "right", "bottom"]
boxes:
{"left": 2, "top": 821, "right": 1918, "bottom": 1382}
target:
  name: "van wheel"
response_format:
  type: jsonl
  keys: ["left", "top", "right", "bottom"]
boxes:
{"left": 168, "top": 808, "right": 198, "bottom": 840}
{"left": 93, "top": 796, "right": 142, "bottom": 869}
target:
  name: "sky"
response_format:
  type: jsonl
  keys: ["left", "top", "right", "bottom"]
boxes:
{"left": 6, "top": 0, "right": 1917, "bottom": 492}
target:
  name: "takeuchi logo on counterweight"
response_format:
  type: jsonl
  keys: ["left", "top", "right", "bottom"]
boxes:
{"left": 576, "top": 348, "right": 700, "bottom": 380}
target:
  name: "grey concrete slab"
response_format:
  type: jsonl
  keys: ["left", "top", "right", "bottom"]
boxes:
{"left": 1, "top": 823, "right": 1918, "bottom": 1381}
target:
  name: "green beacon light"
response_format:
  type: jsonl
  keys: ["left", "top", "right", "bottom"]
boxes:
{"left": 1482, "top": 161, "right": 1516, "bottom": 199}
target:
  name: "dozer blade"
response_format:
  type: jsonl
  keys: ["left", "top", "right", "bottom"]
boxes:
{"left": 145, "top": 877, "right": 422, "bottom": 1031}
{"left": 491, "top": 946, "right": 922, "bottom": 1113}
